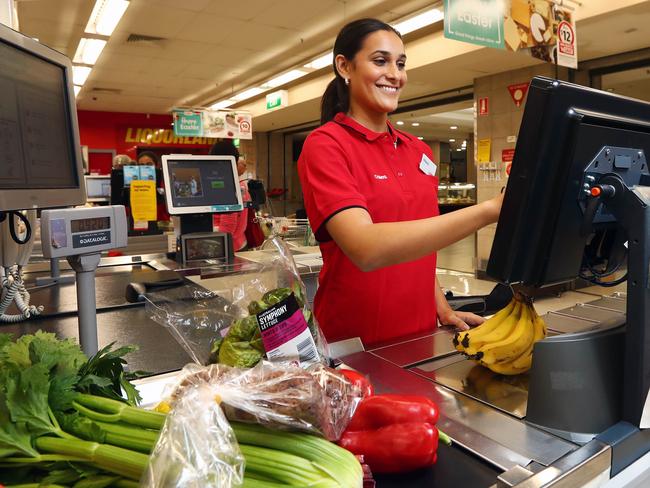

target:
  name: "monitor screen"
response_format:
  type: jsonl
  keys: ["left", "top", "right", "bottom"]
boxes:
{"left": 85, "top": 176, "right": 111, "bottom": 199}
{"left": 486, "top": 77, "right": 650, "bottom": 287}
{"left": 0, "top": 23, "right": 85, "bottom": 211}
{"left": 162, "top": 155, "right": 243, "bottom": 214}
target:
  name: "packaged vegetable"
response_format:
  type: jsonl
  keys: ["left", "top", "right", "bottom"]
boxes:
{"left": 160, "top": 360, "right": 363, "bottom": 441}
{"left": 146, "top": 236, "right": 329, "bottom": 368}
{"left": 141, "top": 382, "right": 245, "bottom": 488}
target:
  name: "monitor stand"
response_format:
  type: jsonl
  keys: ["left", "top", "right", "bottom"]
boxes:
{"left": 598, "top": 174, "right": 650, "bottom": 428}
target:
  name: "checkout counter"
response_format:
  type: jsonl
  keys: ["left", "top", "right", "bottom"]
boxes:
{"left": 5, "top": 234, "right": 647, "bottom": 487}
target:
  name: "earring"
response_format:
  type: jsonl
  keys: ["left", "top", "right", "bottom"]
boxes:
{"left": 344, "top": 78, "right": 350, "bottom": 86}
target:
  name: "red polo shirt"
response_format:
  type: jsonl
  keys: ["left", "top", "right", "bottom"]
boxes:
{"left": 298, "top": 113, "right": 440, "bottom": 347}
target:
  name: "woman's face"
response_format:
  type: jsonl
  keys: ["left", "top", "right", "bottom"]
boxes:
{"left": 345, "top": 30, "right": 407, "bottom": 116}
{"left": 138, "top": 155, "right": 155, "bottom": 165}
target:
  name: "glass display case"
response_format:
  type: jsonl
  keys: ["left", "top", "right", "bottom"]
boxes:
{"left": 438, "top": 183, "right": 476, "bottom": 213}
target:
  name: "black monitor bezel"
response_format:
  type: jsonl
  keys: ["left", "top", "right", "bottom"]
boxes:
{"left": 0, "top": 22, "right": 86, "bottom": 211}
{"left": 486, "top": 76, "right": 650, "bottom": 287}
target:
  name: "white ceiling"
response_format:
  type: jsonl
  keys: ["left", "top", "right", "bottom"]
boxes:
{"left": 14, "top": 0, "right": 650, "bottom": 117}
{"left": 16, "top": 0, "right": 436, "bottom": 113}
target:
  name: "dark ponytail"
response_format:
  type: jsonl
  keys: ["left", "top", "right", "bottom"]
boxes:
{"left": 320, "top": 18, "right": 401, "bottom": 125}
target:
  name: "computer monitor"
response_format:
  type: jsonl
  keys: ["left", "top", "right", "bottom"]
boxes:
{"left": 487, "top": 76, "right": 650, "bottom": 288}
{"left": 0, "top": 22, "right": 86, "bottom": 211}
{"left": 161, "top": 154, "right": 243, "bottom": 214}
{"left": 85, "top": 175, "right": 111, "bottom": 200}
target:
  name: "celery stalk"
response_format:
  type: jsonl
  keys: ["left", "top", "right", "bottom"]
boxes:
{"left": 73, "top": 394, "right": 165, "bottom": 430}
{"left": 35, "top": 436, "right": 148, "bottom": 480}
{"left": 231, "top": 422, "right": 362, "bottom": 487}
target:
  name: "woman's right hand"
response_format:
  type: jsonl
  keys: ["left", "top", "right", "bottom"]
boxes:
{"left": 485, "top": 190, "right": 505, "bottom": 223}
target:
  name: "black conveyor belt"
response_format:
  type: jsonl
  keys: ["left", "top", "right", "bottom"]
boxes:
{"left": 375, "top": 442, "right": 500, "bottom": 487}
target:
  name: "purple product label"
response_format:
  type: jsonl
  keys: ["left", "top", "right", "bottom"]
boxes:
{"left": 256, "top": 293, "right": 308, "bottom": 351}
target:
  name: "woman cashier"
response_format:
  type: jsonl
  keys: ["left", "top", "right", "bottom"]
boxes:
{"left": 298, "top": 19, "right": 504, "bottom": 347}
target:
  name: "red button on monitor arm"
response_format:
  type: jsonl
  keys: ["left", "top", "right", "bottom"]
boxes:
{"left": 590, "top": 187, "right": 602, "bottom": 197}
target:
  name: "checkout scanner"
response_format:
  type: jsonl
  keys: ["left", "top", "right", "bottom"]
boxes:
{"left": 487, "top": 77, "right": 650, "bottom": 473}
{"left": 161, "top": 154, "right": 242, "bottom": 266}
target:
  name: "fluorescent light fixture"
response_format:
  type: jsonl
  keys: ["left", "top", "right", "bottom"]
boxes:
{"left": 449, "top": 138, "right": 456, "bottom": 142}
{"left": 232, "top": 87, "right": 264, "bottom": 101}
{"left": 74, "top": 85, "right": 82, "bottom": 97}
{"left": 417, "top": 136, "right": 424, "bottom": 140}
{"left": 210, "top": 99, "right": 236, "bottom": 110}
{"left": 73, "top": 38, "right": 107, "bottom": 65}
{"left": 303, "top": 52, "right": 333, "bottom": 70}
{"left": 85, "top": 0, "right": 130, "bottom": 36}
{"left": 392, "top": 7, "right": 444, "bottom": 35}
{"left": 396, "top": 121, "right": 404, "bottom": 125}
{"left": 411, "top": 122, "right": 420, "bottom": 126}
{"left": 72, "top": 66, "right": 92, "bottom": 85}
{"left": 263, "top": 69, "right": 307, "bottom": 88}
{"left": 456, "top": 148, "right": 462, "bottom": 151}
{"left": 450, "top": 125, "right": 458, "bottom": 130}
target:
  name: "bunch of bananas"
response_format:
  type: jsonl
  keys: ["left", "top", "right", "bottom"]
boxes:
{"left": 452, "top": 295, "right": 547, "bottom": 375}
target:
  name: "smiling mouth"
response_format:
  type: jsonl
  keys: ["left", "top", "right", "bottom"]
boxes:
{"left": 377, "top": 85, "right": 399, "bottom": 93}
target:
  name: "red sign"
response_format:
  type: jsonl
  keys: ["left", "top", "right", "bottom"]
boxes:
{"left": 478, "top": 97, "right": 489, "bottom": 116}
{"left": 558, "top": 21, "right": 575, "bottom": 56}
{"left": 507, "top": 83, "right": 529, "bottom": 107}
{"left": 502, "top": 149, "right": 515, "bottom": 162}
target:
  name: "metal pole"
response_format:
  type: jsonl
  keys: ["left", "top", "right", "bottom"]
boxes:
{"left": 67, "top": 253, "right": 101, "bottom": 356}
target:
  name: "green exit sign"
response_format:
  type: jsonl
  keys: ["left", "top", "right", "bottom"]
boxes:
{"left": 266, "top": 90, "right": 288, "bottom": 111}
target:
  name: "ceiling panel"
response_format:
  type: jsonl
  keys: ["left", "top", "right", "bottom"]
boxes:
{"left": 253, "top": 0, "right": 341, "bottom": 30}
{"left": 149, "top": 0, "right": 212, "bottom": 13}
{"left": 203, "top": 0, "right": 277, "bottom": 20}
{"left": 116, "top": 2, "right": 197, "bottom": 39}
{"left": 174, "top": 14, "right": 243, "bottom": 44}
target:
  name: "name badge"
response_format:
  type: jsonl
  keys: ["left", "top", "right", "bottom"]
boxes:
{"left": 419, "top": 154, "right": 437, "bottom": 177}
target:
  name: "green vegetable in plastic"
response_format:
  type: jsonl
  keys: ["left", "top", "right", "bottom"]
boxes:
{"left": 218, "top": 339, "right": 264, "bottom": 368}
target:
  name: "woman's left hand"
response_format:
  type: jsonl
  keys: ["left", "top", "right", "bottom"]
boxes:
{"left": 438, "top": 310, "right": 484, "bottom": 331}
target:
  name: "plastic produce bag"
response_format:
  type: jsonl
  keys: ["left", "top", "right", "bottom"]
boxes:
{"left": 159, "top": 360, "right": 363, "bottom": 441}
{"left": 141, "top": 380, "right": 245, "bottom": 488}
{"left": 146, "top": 236, "right": 329, "bottom": 368}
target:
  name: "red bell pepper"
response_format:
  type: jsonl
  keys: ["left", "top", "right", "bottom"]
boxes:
{"left": 347, "top": 394, "right": 439, "bottom": 431}
{"left": 338, "top": 369, "right": 374, "bottom": 398}
{"left": 339, "top": 422, "right": 438, "bottom": 473}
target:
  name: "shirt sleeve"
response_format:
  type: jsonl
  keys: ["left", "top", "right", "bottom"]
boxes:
{"left": 298, "top": 129, "right": 368, "bottom": 241}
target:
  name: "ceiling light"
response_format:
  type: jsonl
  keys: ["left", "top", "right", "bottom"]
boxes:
{"left": 73, "top": 38, "right": 107, "bottom": 65}
{"left": 392, "top": 7, "right": 444, "bottom": 35}
{"left": 456, "top": 148, "right": 462, "bottom": 151}
{"left": 417, "top": 136, "right": 424, "bottom": 140}
{"left": 72, "top": 66, "right": 92, "bottom": 85}
{"left": 85, "top": 0, "right": 130, "bottom": 36}
{"left": 449, "top": 139, "right": 456, "bottom": 142}
{"left": 74, "top": 85, "right": 81, "bottom": 97}
{"left": 210, "top": 99, "right": 236, "bottom": 110}
{"left": 396, "top": 121, "right": 404, "bottom": 125}
{"left": 450, "top": 125, "right": 458, "bottom": 130}
{"left": 231, "top": 87, "right": 264, "bottom": 101}
{"left": 303, "top": 52, "right": 333, "bottom": 70}
{"left": 263, "top": 69, "right": 307, "bottom": 88}
{"left": 411, "top": 122, "right": 420, "bottom": 126}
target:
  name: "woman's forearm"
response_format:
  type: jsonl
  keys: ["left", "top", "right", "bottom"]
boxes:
{"left": 327, "top": 199, "right": 499, "bottom": 272}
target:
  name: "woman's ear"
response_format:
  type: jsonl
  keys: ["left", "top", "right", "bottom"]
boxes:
{"left": 335, "top": 54, "right": 351, "bottom": 80}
